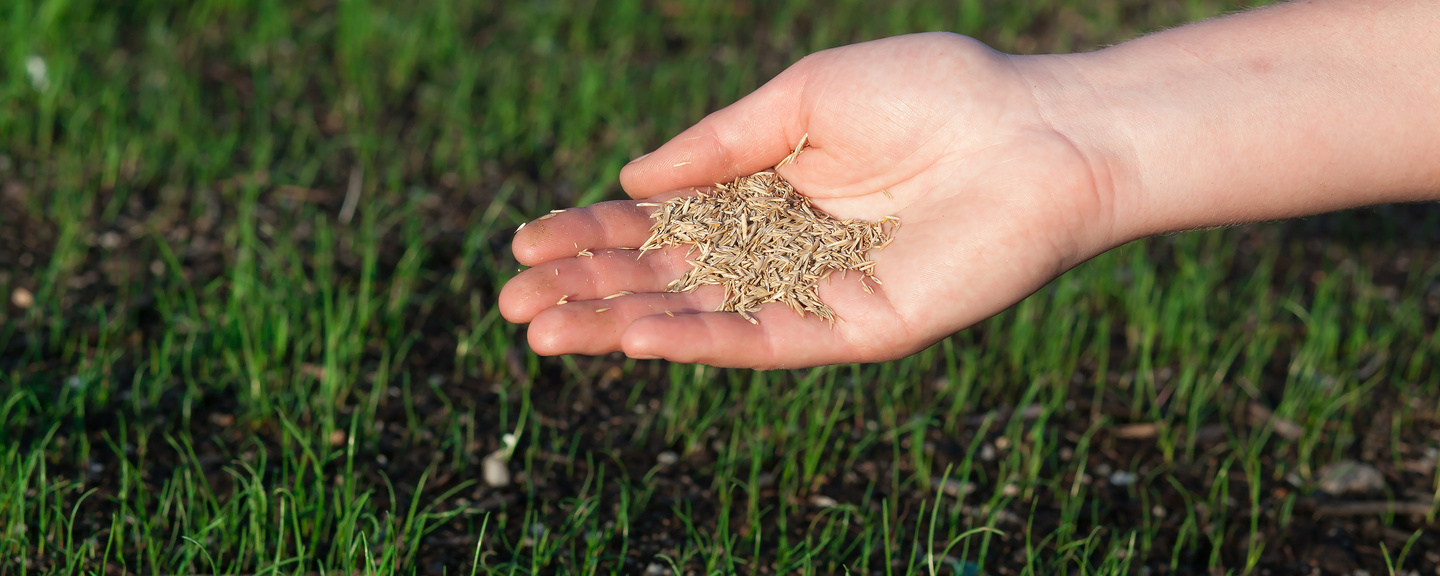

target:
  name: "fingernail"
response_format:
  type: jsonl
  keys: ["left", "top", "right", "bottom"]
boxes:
{"left": 628, "top": 354, "right": 661, "bottom": 360}
{"left": 626, "top": 152, "right": 651, "bottom": 165}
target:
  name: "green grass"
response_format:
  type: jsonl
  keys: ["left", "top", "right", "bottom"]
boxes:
{"left": 3, "top": 0, "right": 1438, "bottom": 574}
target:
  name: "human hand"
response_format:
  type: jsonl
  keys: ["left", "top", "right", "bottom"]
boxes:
{"left": 501, "top": 0, "right": 1440, "bottom": 369}
{"left": 499, "top": 33, "right": 1119, "bottom": 369}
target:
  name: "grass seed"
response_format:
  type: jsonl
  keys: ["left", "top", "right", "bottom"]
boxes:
{"left": 638, "top": 147, "right": 897, "bottom": 325}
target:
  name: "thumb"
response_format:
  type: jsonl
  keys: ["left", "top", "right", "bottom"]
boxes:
{"left": 619, "top": 69, "right": 809, "bottom": 199}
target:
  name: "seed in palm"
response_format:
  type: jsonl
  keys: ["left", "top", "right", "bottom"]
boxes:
{"left": 638, "top": 151, "right": 897, "bottom": 325}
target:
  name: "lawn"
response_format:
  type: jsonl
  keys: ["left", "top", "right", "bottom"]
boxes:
{"left": 2, "top": 0, "right": 1438, "bottom": 574}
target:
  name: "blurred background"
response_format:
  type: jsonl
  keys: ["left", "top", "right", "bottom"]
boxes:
{"left": 3, "top": 0, "right": 1437, "bottom": 573}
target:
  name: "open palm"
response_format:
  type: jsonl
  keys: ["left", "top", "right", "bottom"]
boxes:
{"left": 499, "top": 33, "right": 1117, "bottom": 369}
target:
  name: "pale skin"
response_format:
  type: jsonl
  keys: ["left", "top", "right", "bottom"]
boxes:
{"left": 499, "top": 0, "right": 1440, "bottom": 369}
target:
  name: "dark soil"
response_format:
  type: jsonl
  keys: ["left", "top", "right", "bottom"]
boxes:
{"left": 4, "top": 179, "right": 1439, "bottom": 574}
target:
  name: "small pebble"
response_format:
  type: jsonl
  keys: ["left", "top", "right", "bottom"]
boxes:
{"left": 10, "top": 287, "right": 34, "bottom": 309}
{"left": 656, "top": 451, "right": 679, "bottom": 466}
{"left": 482, "top": 452, "right": 511, "bottom": 488}
{"left": 809, "top": 494, "right": 839, "bottom": 508}
{"left": 645, "top": 562, "right": 668, "bottom": 576}
{"left": 939, "top": 478, "right": 975, "bottom": 498}
{"left": 1317, "top": 460, "right": 1385, "bottom": 496}
{"left": 979, "top": 444, "right": 996, "bottom": 462}
{"left": 994, "top": 437, "right": 1012, "bottom": 450}
{"left": 993, "top": 508, "right": 1024, "bottom": 525}
{"left": 1110, "top": 471, "right": 1138, "bottom": 487}
{"left": 1002, "top": 483, "right": 1020, "bottom": 497}
{"left": 98, "top": 231, "right": 122, "bottom": 249}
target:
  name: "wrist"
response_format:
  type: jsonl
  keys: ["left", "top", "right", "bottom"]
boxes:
{"left": 1017, "top": 1, "right": 1440, "bottom": 246}
{"left": 1012, "top": 52, "right": 1149, "bottom": 248}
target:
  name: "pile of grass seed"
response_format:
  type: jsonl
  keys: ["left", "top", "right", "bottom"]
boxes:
{"left": 637, "top": 148, "right": 897, "bottom": 325}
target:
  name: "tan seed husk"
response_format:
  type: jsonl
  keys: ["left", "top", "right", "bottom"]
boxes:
{"left": 638, "top": 142, "right": 897, "bottom": 325}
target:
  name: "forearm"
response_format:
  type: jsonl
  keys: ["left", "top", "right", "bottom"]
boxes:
{"left": 1023, "top": 0, "right": 1440, "bottom": 241}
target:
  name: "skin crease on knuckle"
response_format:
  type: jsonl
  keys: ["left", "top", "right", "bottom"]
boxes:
{"left": 675, "top": 317, "right": 780, "bottom": 370}
{"left": 530, "top": 303, "right": 620, "bottom": 356}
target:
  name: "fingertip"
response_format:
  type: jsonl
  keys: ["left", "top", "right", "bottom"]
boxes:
{"left": 620, "top": 74, "right": 805, "bottom": 199}
{"left": 619, "top": 138, "right": 714, "bottom": 199}
{"left": 510, "top": 226, "right": 547, "bottom": 266}
{"left": 496, "top": 261, "right": 571, "bottom": 324}
{"left": 620, "top": 152, "right": 651, "bottom": 189}
{"left": 510, "top": 200, "right": 662, "bottom": 264}
{"left": 616, "top": 161, "right": 650, "bottom": 200}
{"left": 497, "top": 277, "right": 528, "bottom": 324}
{"left": 526, "top": 310, "right": 568, "bottom": 356}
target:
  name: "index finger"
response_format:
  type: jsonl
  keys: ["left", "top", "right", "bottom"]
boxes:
{"left": 511, "top": 189, "right": 694, "bottom": 266}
